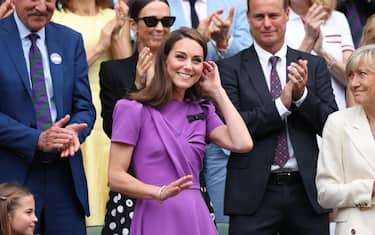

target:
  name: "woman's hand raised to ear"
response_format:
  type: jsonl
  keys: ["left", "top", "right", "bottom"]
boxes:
{"left": 200, "top": 61, "right": 223, "bottom": 98}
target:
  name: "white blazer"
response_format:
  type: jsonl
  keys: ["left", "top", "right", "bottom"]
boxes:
{"left": 316, "top": 105, "right": 375, "bottom": 235}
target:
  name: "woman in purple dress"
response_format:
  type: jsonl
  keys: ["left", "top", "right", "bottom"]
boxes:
{"left": 108, "top": 27, "right": 253, "bottom": 235}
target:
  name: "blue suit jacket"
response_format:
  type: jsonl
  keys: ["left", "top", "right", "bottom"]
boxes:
{"left": 168, "top": 0, "right": 252, "bottom": 61}
{"left": 0, "top": 15, "right": 96, "bottom": 215}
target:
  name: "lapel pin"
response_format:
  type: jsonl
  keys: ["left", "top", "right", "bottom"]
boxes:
{"left": 50, "top": 53, "right": 62, "bottom": 65}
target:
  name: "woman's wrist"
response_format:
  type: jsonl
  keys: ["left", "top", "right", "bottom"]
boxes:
{"left": 323, "top": 52, "right": 336, "bottom": 70}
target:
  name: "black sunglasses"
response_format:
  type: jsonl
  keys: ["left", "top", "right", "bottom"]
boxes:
{"left": 136, "top": 16, "right": 176, "bottom": 28}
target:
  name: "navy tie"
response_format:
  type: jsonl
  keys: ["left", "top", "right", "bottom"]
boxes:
{"left": 188, "top": 0, "right": 199, "bottom": 29}
{"left": 269, "top": 56, "right": 289, "bottom": 167}
{"left": 28, "top": 33, "right": 53, "bottom": 130}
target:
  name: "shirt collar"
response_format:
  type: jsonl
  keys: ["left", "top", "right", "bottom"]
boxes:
{"left": 288, "top": 7, "right": 300, "bottom": 21}
{"left": 13, "top": 12, "right": 46, "bottom": 42}
{"left": 253, "top": 40, "right": 287, "bottom": 63}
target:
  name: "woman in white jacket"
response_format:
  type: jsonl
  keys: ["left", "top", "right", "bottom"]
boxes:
{"left": 316, "top": 44, "right": 375, "bottom": 235}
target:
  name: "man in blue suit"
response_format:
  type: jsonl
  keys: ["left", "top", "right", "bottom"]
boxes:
{"left": 0, "top": 0, "right": 95, "bottom": 234}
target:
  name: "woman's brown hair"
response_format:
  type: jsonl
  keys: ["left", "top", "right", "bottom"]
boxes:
{"left": 128, "top": 27, "right": 208, "bottom": 109}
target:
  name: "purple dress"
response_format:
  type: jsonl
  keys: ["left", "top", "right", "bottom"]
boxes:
{"left": 112, "top": 99, "right": 222, "bottom": 235}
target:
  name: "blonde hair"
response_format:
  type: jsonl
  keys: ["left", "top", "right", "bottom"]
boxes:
{"left": 311, "top": 0, "right": 336, "bottom": 20}
{"left": 345, "top": 44, "right": 375, "bottom": 79}
{"left": 360, "top": 14, "right": 375, "bottom": 46}
{"left": 0, "top": 183, "right": 33, "bottom": 235}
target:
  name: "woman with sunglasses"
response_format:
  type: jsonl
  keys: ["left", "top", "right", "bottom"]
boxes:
{"left": 52, "top": 0, "right": 132, "bottom": 227}
{"left": 99, "top": 1, "right": 218, "bottom": 234}
{"left": 108, "top": 26, "right": 252, "bottom": 235}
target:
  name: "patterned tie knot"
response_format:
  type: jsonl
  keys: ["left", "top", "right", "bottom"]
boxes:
{"left": 189, "top": 0, "right": 197, "bottom": 4}
{"left": 270, "top": 56, "right": 279, "bottom": 67}
{"left": 28, "top": 33, "right": 39, "bottom": 45}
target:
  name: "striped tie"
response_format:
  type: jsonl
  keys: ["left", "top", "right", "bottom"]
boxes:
{"left": 347, "top": 1, "right": 362, "bottom": 48}
{"left": 28, "top": 33, "right": 52, "bottom": 130}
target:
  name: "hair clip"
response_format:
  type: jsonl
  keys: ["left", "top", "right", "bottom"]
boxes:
{"left": 0, "top": 196, "right": 7, "bottom": 201}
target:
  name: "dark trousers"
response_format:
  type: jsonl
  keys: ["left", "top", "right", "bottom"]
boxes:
{"left": 25, "top": 157, "right": 86, "bottom": 235}
{"left": 229, "top": 173, "right": 329, "bottom": 235}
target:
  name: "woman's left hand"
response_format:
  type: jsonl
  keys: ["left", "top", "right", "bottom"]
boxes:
{"left": 200, "top": 61, "right": 222, "bottom": 96}
{"left": 113, "top": 0, "right": 129, "bottom": 36}
{"left": 159, "top": 175, "right": 193, "bottom": 202}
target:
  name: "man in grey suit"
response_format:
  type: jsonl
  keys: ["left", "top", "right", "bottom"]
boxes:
{"left": 218, "top": 0, "right": 338, "bottom": 234}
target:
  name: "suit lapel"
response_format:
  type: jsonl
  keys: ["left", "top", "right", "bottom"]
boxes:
{"left": 243, "top": 46, "right": 273, "bottom": 103}
{"left": 120, "top": 52, "right": 138, "bottom": 93}
{"left": 1, "top": 16, "right": 32, "bottom": 98}
{"left": 345, "top": 106, "right": 375, "bottom": 171}
{"left": 286, "top": 48, "right": 297, "bottom": 83}
{"left": 45, "top": 24, "right": 64, "bottom": 119}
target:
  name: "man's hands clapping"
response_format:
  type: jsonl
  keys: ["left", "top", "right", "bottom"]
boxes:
{"left": 37, "top": 115, "right": 88, "bottom": 157}
{"left": 281, "top": 59, "right": 309, "bottom": 109}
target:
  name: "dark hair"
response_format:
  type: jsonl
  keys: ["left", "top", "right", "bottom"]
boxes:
{"left": 56, "top": 0, "right": 113, "bottom": 11}
{"left": 128, "top": 0, "right": 169, "bottom": 19}
{"left": 128, "top": 27, "right": 208, "bottom": 108}
{"left": 247, "top": 0, "right": 289, "bottom": 13}
{"left": 0, "top": 183, "right": 33, "bottom": 235}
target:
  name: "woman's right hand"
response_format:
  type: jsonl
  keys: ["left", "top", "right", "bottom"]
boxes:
{"left": 158, "top": 175, "right": 193, "bottom": 202}
{"left": 135, "top": 47, "right": 154, "bottom": 89}
{"left": 303, "top": 3, "right": 327, "bottom": 40}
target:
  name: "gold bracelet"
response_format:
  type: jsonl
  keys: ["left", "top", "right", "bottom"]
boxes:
{"left": 158, "top": 185, "right": 167, "bottom": 204}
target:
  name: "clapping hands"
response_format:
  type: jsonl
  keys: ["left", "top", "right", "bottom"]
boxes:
{"left": 37, "top": 115, "right": 88, "bottom": 157}
{"left": 198, "top": 7, "right": 235, "bottom": 48}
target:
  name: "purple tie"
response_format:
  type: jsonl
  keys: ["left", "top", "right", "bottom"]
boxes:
{"left": 269, "top": 56, "right": 289, "bottom": 167}
{"left": 28, "top": 33, "right": 52, "bottom": 130}
{"left": 347, "top": 1, "right": 362, "bottom": 48}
